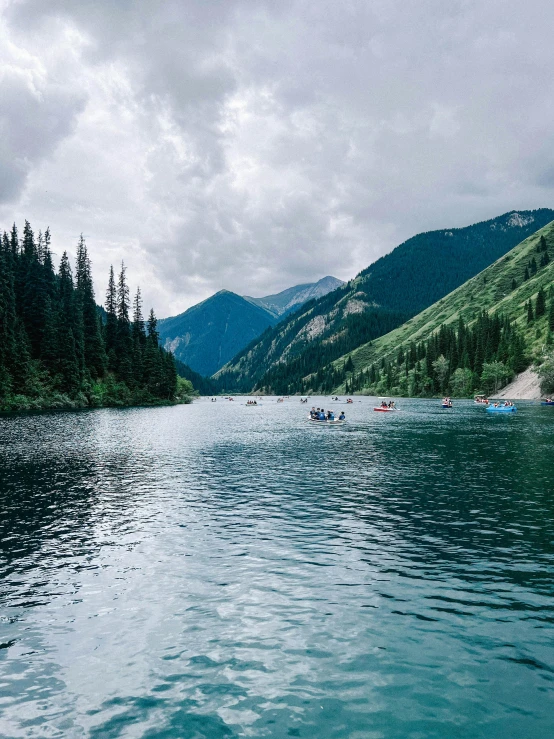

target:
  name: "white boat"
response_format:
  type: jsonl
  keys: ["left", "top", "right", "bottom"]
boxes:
{"left": 307, "top": 415, "right": 346, "bottom": 425}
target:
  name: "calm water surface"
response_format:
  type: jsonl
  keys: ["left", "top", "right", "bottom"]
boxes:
{"left": 1, "top": 398, "right": 553, "bottom": 738}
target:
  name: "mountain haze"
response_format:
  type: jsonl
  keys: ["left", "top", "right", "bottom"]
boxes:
{"left": 160, "top": 277, "right": 343, "bottom": 377}
{"left": 214, "top": 209, "right": 554, "bottom": 393}
{"left": 244, "top": 276, "right": 344, "bottom": 318}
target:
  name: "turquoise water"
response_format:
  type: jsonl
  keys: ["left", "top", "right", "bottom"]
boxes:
{"left": 1, "top": 398, "right": 553, "bottom": 738}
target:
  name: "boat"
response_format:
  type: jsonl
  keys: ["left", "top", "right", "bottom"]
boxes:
{"left": 374, "top": 398, "right": 398, "bottom": 412}
{"left": 441, "top": 403, "right": 453, "bottom": 409}
{"left": 486, "top": 404, "right": 517, "bottom": 413}
{"left": 307, "top": 416, "right": 346, "bottom": 425}
{"left": 346, "top": 398, "right": 354, "bottom": 404}
{"left": 474, "top": 394, "right": 489, "bottom": 405}
{"left": 541, "top": 399, "right": 554, "bottom": 406}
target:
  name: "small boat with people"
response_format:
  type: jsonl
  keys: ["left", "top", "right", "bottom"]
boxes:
{"left": 308, "top": 407, "right": 346, "bottom": 424}
{"left": 346, "top": 398, "right": 353, "bottom": 404}
{"left": 474, "top": 394, "right": 489, "bottom": 405}
{"left": 541, "top": 398, "right": 554, "bottom": 406}
{"left": 374, "top": 399, "right": 398, "bottom": 412}
{"left": 441, "top": 397, "right": 453, "bottom": 409}
{"left": 486, "top": 401, "right": 517, "bottom": 413}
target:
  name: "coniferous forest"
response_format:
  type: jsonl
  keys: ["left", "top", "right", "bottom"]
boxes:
{"left": 340, "top": 311, "right": 530, "bottom": 397}
{"left": 0, "top": 222, "right": 186, "bottom": 411}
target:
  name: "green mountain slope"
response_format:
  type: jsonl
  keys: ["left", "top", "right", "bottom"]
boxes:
{"left": 215, "top": 209, "right": 554, "bottom": 393}
{"left": 326, "top": 220, "right": 554, "bottom": 395}
{"left": 158, "top": 291, "right": 278, "bottom": 377}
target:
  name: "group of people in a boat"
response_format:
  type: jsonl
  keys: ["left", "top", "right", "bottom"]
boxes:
{"left": 491, "top": 400, "right": 515, "bottom": 408}
{"left": 310, "top": 407, "right": 346, "bottom": 421}
{"left": 442, "top": 397, "right": 453, "bottom": 407}
{"left": 246, "top": 400, "right": 259, "bottom": 405}
{"left": 380, "top": 400, "right": 396, "bottom": 409}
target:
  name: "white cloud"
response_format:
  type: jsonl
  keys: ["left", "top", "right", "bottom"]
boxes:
{"left": 1, "top": 0, "right": 554, "bottom": 316}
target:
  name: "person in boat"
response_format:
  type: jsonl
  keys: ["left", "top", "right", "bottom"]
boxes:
{"left": 381, "top": 401, "right": 387, "bottom": 408}
{"left": 319, "top": 409, "right": 326, "bottom": 420}
{"left": 327, "top": 410, "right": 335, "bottom": 420}
{"left": 339, "top": 412, "right": 345, "bottom": 420}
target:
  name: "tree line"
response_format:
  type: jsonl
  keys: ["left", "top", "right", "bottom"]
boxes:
{"left": 342, "top": 311, "right": 532, "bottom": 397}
{"left": 0, "top": 221, "right": 180, "bottom": 410}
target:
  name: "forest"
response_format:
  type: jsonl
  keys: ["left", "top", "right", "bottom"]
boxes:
{"left": 340, "top": 306, "right": 553, "bottom": 397}
{"left": 0, "top": 221, "right": 186, "bottom": 411}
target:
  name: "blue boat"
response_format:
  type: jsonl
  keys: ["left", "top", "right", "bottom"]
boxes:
{"left": 486, "top": 405, "right": 517, "bottom": 413}
{"left": 541, "top": 400, "right": 554, "bottom": 406}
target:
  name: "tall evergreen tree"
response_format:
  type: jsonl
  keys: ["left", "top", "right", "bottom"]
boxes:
{"left": 105, "top": 265, "right": 118, "bottom": 369}
{"left": 131, "top": 287, "right": 146, "bottom": 385}
{"left": 56, "top": 252, "right": 81, "bottom": 393}
{"left": 76, "top": 236, "right": 106, "bottom": 378}
{"left": 115, "top": 262, "right": 133, "bottom": 384}
{"left": 535, "top": 287, "right": 546, "bottom": 318}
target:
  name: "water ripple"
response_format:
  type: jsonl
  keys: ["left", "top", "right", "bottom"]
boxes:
{"left": 0, "top": 398, "right": 553, "bottom": 738}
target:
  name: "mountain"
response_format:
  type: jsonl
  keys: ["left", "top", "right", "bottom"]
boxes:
{"left": 318, "top": 219, "right": 554, "bottom": 396}
{"left": 244, "top": 276, "right": 345, "bottom": 318}
{"left": 158, "top": 291, "right": 278, "bottom": 377}
{"left": 159, "top": 277, "right": 344, "bottom": 378}
{"left": 213, "top": 209, "right": 554, "bottom": 393}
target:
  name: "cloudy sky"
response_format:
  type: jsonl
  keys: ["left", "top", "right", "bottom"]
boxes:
{"left": 1, "top": 0, "right": 554, "bottom": 316}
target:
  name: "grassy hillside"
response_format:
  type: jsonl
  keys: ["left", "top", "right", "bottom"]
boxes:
{"left": 214, "top": 210, "right": 554, "bottom": 394}
{"left": 330, "top": 220, "right": 554, "bottom": 394}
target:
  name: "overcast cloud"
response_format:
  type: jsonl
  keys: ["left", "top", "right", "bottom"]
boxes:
{"left": 1, "top": 0, "right": 554, "bottom": 315}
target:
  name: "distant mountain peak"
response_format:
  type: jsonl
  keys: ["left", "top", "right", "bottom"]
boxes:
{"left": 158, "top": 276, "right": 345, "bottom": 377}
{"left": 244, "top": 275, "right": 344, "bottom": 318}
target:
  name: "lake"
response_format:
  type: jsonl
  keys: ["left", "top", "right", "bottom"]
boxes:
{"left": 1, "top": 397, "right": 553, "bottom": 738}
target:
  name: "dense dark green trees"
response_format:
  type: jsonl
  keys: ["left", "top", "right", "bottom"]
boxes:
{"left": 346, "top": 312, "right": 529, "bottom": 397}
{"left": 0, "top": 222, "right": 178, "bottom": 410}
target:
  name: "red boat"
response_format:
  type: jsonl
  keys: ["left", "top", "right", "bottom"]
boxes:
{"left": 374, "top": 399, "right": 398, "bottom": 412}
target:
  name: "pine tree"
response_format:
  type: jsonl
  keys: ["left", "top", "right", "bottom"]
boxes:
{"left": 549, "top": 299, "right": 554, "bottom": 332}
{"left": 524, "top": 267, "right": 530, "bottom": 281}
{"left": 57, "top": 252, "right": 81, "bottom": 393}
{"left": 76, "top": 236, "right": 106, "bottom": 378}
{"left": 0, "top": 233, "right": 17, "bottom": 391}
{"left": 511, "top": 278, "right": 517, "bottom": 290}
{"left": 105, "top": 265, "right": 118, "bottom": 369}
{"left": 0, "top": 221, "right": 187, "bottom": 409}
{"left": 131, "top": 287, "right": 146, "bottom": 385}
{"left": 527, "top": 300, "right": 534, "bottom": 324}
{"left": 535, "top": 287, "right": 546, "bottom": 318}
{"left": 116, "top": 262, "right": 133, "bottom": 384}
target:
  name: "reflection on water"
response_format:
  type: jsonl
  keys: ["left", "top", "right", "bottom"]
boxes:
{"left": 1, "top": 399, "right": 553, "bottom": 738}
